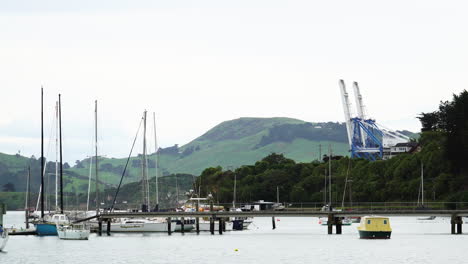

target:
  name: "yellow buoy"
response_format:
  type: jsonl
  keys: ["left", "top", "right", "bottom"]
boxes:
{"left": 234, "top": 249, "right": 239, "bottom": 252}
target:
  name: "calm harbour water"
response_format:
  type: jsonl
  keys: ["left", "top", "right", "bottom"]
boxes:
{"left": 1, "top": 211, "right": 467, "bottom": 264}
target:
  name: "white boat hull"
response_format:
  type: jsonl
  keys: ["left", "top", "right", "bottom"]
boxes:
{"left": 0, "top": 231, "right": 8, "bottom": 251}
{"left": 110, "top": 222, "right": 176, "bottom": 232}
{"left": 58, "top": 229, "right": 90, "bottom": 240}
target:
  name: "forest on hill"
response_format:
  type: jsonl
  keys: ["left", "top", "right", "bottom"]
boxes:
{"left": 196, "top": 90, "right": 468, "bottom": 207}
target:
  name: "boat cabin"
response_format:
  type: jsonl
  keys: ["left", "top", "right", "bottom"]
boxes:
{"left": 357, "top": 216, "right": 392, "bottom": 239}
{"left": 50, "top": 214, "right": 69, "bottom": 225}
{"left": 241, "top": 200, "right": 276, "bottom": 211}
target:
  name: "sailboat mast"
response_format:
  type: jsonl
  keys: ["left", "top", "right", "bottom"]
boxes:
{"left": 40, "top": 87, "right": 45, "bottom": 219}
{"left": 153, "top": 113, "right": 159, "bottom": 210}
{"left": 233, "top": 172, "right": 237, "bottom": 208}
{"left": 328, "top": 144, "right": 332, "bottom": 210}
{"left": 175, "top": 174, "right": 179, "bottom": 206}
{"left": 55, "top": 101, "right": 59, "bottom": 212}
{"left": 142, "top": 110, "right": 149, "bottom": 211}
{"left": 95, "top": 100, "right": 99, "bottom": 213}
{"left": 421, "top": 163, "right": 424, "bottom": 206}
{"left": 276, "top": 186, "right": 279, "bottom": 204}
{"left": 59, "top": 94, "right": 64, "bottom": 213}
{"left": 25, "top": 167, "right": 31, "bottom": 229}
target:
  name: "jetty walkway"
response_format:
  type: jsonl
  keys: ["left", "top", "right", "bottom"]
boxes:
{"left": 79, "top": 209, "right": 468, "bottom": 236}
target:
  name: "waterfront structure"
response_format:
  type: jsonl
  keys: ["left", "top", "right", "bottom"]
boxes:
{"left": 339, "top": 80, "right": 411, "bottom": 160}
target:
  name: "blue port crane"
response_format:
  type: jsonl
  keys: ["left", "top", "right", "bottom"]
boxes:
{"left": 339, "top": 80, "right": 410, "bottom": 160}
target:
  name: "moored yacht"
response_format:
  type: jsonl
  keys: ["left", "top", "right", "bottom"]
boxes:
{"left": 57, "top": 223, "right": 90, "bottom": 240}
{"left": 110, "top": 218, "right": 176, "bottom": 232}
{"left": 35, "top": 214, "right": 69, "bottom": 236}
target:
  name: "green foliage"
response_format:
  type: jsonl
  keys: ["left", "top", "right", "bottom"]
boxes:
{"left": 196, "top": 130, "right": 459, "bottom": 205}
{"left": 418, "top": 90, "right": 468, "bottom": 173}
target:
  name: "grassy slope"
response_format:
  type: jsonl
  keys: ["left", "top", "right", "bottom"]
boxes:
{"left": 1, "top": 117, "right": 351, "bottom": 193}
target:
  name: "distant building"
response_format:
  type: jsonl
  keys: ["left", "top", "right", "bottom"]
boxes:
{"left": 383, "top": 142, "right": 419, "bottom": 159}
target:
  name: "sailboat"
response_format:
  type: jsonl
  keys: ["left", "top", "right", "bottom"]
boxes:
{"left": 416, "top": 163, "right": 436, "bottom": 220}
{"left": 110, "top": 111, "right": 175, "bottom": 233}
{"left": 35, "top": 91, "right": 70, "bottom": 236}
{"left": 318, "top": 146, "right": 352, "bottom": 226}
{"left": 229, "top": 170, "right": 253, "bottom": 230}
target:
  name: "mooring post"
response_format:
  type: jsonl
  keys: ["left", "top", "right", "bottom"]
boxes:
{"left": 327, "top": 214, "right": 333, "bottom": 235}
{"left": 218, "top": 218, "right": 223, "bottom": 235}
{"left": 210, "top": 216, "right": 215, "bottom": 235}
{"left": 335, "top": 217, "right": 342, "bottom": 235}
{"left": 106, "top": 219, "right": 111, "bottom": 236}
{"left": 456, "top": 216, "right": 463, "bottom": 234}
{"left": 451, "top": 215, "right": 456, "bottom": 235}
{"left": 223, "top": 219, "right": 226, "bottom": 232}
{"left": 180, "top": 217, "right": 185, "bottom": 234}
{"left": 167, "top": 217, "right": 172, "bottom": 235}
{"left": 272, "top": 216, "right": 276, "bottom": 229}
{"left": 98, "top": 219, "right": 103, "bottom": 236}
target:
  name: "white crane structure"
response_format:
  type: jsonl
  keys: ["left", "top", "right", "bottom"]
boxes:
{"left": 339, "top": 80, "right": 410, "bottom": 160}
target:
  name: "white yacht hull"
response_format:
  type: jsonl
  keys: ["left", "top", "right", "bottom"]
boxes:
{"left": 58, "top": 229, "right": 90, "bottom": 240}
{"left": 110, "top": 222, "right": 176, "bottom": 232}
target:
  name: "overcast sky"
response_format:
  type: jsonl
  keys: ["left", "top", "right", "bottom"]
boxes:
{"left": 1, "top": 0, "right": 467, "bottom": 163}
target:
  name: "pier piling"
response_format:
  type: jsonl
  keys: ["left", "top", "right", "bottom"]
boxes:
{"left": 218, "top": 218, "right": 223, "bottom": 235}
{"left": 327, "top": 214, "right": 333, "bottom": 235}
{"left": 210, "top": 216, "right": 215, "bottom": 235}
{"left": 196, "top": 217, "right": 200, "bottom": 234}
{"left": 450, "top": 215, "right": 463, "bottom": 234}
{"left": 456, "top": 216, "right": 463, "bottom": 234}
{"left": 167, "top": 217, "right": 172, "bottom": 235}
{"left": 335, "top": 217, "right": 342, "bottom": 235}
{"left": 180, "top": 217, "right": 185, "bottom": 234}
{"left": 106, "top": 220, "right": 111, "bottom": 236}
{"left": 272, "top": 217, "right": 276, "bottom": 229}
{"left": 98, "top": 220, "right": 102, "bottom": 236}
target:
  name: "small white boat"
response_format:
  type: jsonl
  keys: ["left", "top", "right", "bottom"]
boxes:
{"left": 57, "top": 223, "right": 90, "bottom": 240}
{"left": 110, "top": 218, "right": 176, "bottom": 232}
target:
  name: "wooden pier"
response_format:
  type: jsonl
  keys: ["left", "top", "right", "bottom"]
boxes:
{"left": 81, "top": 209, "right": 468, "bottom": 236}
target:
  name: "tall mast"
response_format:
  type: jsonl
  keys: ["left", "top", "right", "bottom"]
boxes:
{"left": 40, "top": 87, "right": 45, "bottom": 219}
{"left": 153, "top": 113, "right": 159, "bottom": 210}
{"left": 141, "top": 110, "right": 149, "bottom": 211}
{"left": 95, "top": 100, "right": 99, "bottom": 213}
{"left": 25, "top": 167, "right": 31, "bottom": 229}
{"left": 421, "top": 162, "right": 424, "bottom": 206}
{"left": 175, "top": 174, "right": 179, "bottom": 206}
{"left": 328, "top": 144, "right": 332, "bottom": 210}
{"left": 55, "top": 101, "right": 59, "bottom": 212}
{"left": 59, "top": 94, "right": 64, "bottom": 213}
{"left": 276, "top": 186, "right": 279, "bottom": 204}
{"left": 233, "top": 171, "right": 237, "bottom": 208}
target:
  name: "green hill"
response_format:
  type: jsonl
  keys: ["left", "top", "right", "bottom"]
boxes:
{"left": 0, "top": 117, "right": 355, "bottom": 195}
